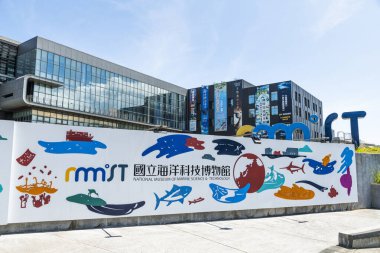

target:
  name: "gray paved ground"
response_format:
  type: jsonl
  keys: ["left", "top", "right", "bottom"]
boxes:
{"left": 0, "top": 209, "right": 379, "bottom": 253}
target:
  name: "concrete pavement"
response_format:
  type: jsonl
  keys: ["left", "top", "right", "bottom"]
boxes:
{"left": 0, "top": 209, "right": 379, "bottom": 253}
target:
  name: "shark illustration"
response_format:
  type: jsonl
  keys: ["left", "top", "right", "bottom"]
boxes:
{"left": 280, "top": 162, "right": 305, "bottom": 174}
{"left": 154, "top": 185, "right": 192, "bottom": 210}
{"left": 209, "top": 183, "right": 250, "bottom": 204}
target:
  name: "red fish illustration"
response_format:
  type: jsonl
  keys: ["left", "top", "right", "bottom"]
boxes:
{"left": 188, "top": 197, "right": 205, "bottom": 205}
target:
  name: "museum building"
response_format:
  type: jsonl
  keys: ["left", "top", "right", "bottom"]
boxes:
{"left": 186, "top": 80, "right": 323, "bottom": 139}
{"left": 0, "top": 36, "right": 187, "bottom": 130}
{"left": 0, "top": 35, "right": 323, "bottom": 139}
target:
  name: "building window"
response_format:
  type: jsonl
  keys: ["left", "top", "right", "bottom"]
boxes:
{"left": 249, "top": 109, "right": 255, "bottom": 118}
{"left": 271, "top": 106, "right": 278, "bottom": 115}
{"left": 248, "top": 95, "right": 255, "bottom": 104}
{"left": 271, "top": 91, "right": 278, "bottom": 101}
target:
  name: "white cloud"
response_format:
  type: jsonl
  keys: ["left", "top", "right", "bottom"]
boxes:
{"left": 314, "top": 0, "right": 363, "bottom": 37}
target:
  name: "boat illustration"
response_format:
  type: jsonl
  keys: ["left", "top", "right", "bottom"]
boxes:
{"left": 66, "top": 130, "right": 93, "bottom": 142}
{"left": 262, "top": 147, "right": 306, "bottom": 159}
{"left": 16, "top": 177, "right": 58, "bottom": 195}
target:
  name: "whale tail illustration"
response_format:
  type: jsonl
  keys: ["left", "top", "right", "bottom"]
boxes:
{"left": 238, "top": 183, "right": 251, "bottom": 194}
{"left": 154, "top": 193, "right": 161, "bottom": 210}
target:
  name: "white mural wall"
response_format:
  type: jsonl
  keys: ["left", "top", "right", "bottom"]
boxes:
{"left": 0, "top": 121, "right": 14, "bottom": 225}
{"left": 0, "top": 121, "right": 357, "bottom": 224}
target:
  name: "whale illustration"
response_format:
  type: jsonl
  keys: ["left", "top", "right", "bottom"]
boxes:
{"left": 38, "top": 140, "right": 107, "bottom": 155}
{"left": 212, "top": 139, "right": 245, "bottom": 156}
{"left": 302, "top": 158, "right": 336, "bottom": 175}
{"left": 209, "top": 183, "right": 250, "bottom": 204}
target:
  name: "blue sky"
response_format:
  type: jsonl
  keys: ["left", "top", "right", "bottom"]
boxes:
{"left": 1, "top": 0, "right": 379, "bottom": 144}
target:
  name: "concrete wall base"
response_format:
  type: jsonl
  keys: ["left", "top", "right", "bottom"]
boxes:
{"left": 0, "top": 203, "right": 357, "bottom": 235}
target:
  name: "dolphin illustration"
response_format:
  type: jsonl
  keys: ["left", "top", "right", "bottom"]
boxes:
{"left": 209, "top": 183, "right": 250, "bottom": 204}
{"left": 154, "top": 185, "right": 192, "bottom": 210}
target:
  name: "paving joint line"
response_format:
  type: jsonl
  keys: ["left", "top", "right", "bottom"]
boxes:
{"left": 167, "top": 224, "right": 248, "bottom": 253}
{"left": 51, "top": 232, "right": 117, "bottom": 252}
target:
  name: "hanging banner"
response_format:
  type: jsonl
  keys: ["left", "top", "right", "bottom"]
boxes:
{"left": 278, "top": 81, "right": 292, "bottom": 124}
{"left": 255, "top": 85, "right": 270, "bottom": 125}
{"left": 0, "top": 121, "right": 358, "bottom": 224}
{"left": 214, "top": 82, "right": 227, "bottom": 132}
{"left": 189, "top": 89, "right": 197, "bottom": 132}
{"left": 201, "top": 86, "right": 209, "bottom": 134}
{"left": 232, "top": 81, "right": 242, "bottom": 131}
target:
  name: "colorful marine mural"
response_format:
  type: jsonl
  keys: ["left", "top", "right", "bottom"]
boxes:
{"left": 255, "top": 85, "right": 270, "bottom": 125}
{"left": 0, "top": 120, "right": 358, "bottom": 225}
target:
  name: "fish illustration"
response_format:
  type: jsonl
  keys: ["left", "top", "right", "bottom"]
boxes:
{"left": 209, "top": 183, "right": 250, "bottom": 204}
{"left": 154, "top": 185, "right": 192, "bottom": 210}
{"left": 189, "top": 197, "right": 205, "bottom": 205}
{"left": 280, "top": 162, "right": 305, "bottom": 174}
{"left": 202, "top": 154, "right": 216, "bottom": 161}
{"left": 295, "top": 180, "right": 328, "bottom": 192}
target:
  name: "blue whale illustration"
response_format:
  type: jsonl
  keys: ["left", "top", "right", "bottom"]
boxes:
{"left": 209, "top": 183, "right": 250, "bottom": 204}
{"left": 302, "top": 158, "right": 336, "bottom": 175}
{"left": 212, "top": 139, "right": 245, "bottom": 156}
{"left": 38, "top": 140, "right": 107, "bottom": 155}
{"left": 142, "top": 135, "right": 196, "bottom": 158}
{"left": 154, "top": 184, "right": 192, "bottom": 210}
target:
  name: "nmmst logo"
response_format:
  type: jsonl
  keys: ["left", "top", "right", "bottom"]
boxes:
{"left": 65, "top": 164, "right": 128, "bottom": 182}
{"left": 253, "top": 123, "right": 311, "bottom": 140}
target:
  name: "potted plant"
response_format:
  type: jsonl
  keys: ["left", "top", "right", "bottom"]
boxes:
{"left": 371, "top": 171, "right": 380, "bottom": 209}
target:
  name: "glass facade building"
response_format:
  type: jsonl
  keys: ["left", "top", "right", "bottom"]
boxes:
{"left": 0, "top": 36, "right": 186, "bottom": 130}
{"left": 0, "top": 37, "right": 18, "bottom": 83}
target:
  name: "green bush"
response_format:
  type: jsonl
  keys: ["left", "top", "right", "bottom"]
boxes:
{"left": 374, "top": 171, "right": 380, "bottom": 184}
